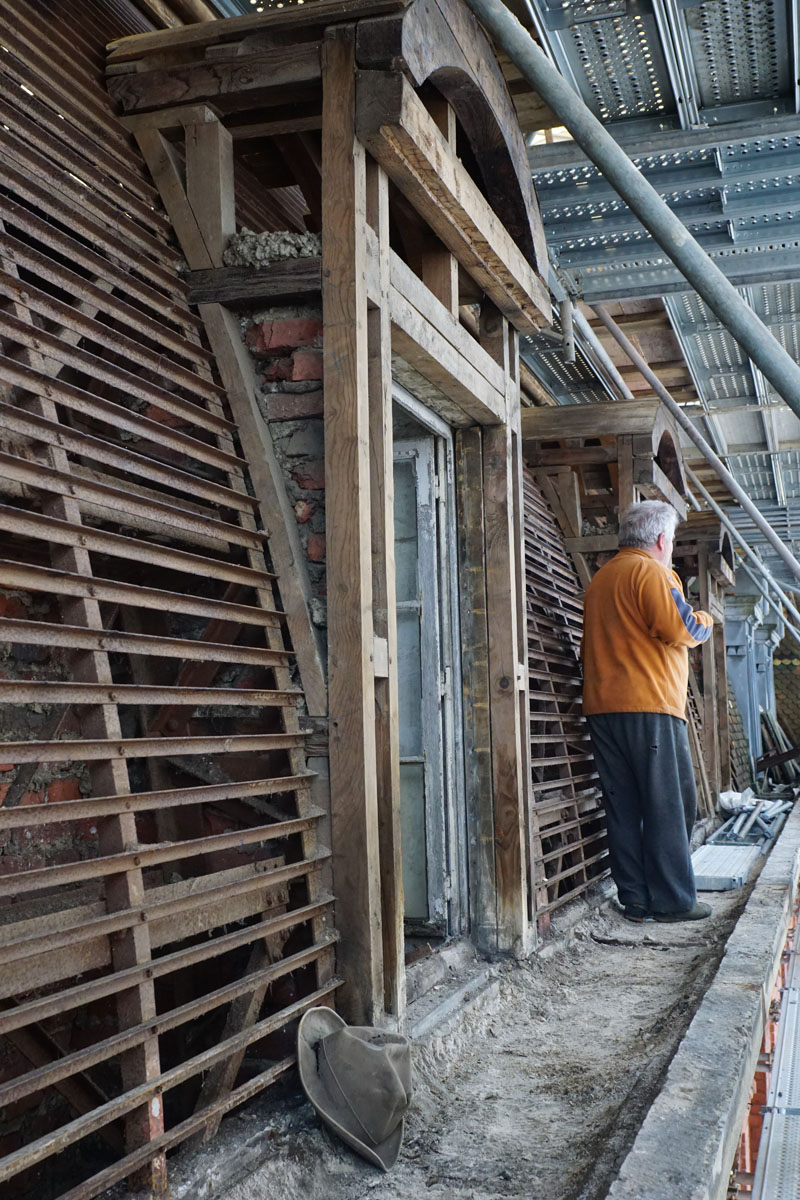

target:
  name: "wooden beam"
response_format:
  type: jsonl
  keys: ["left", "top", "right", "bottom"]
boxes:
{"left": 322, "top": 25, "right": 383, "bottom": 1023}
{"left": 389, "top": 287, "right": 506, "bottom": 425}
{"left": 522, "top": 399, "right": 663, "bottom": 443}
{"left": 635, "top": 457, "right": 688, "bottom": 520}
{"left": 119, "top": 103, "right": 222, "bottom": 133}
{"left": 106, "top": 43, "right": 323, "bottom": 115}
{"left": 364, "top": 227, "right": 506, "bottom": 423}
{"left": 107, "top": 0, "right": 408, "bottom": 62}
{"left": 456, "top": 427, "right": 497, "bottom": 949}
{"left": 356, "top": 70, "right": 550, "bottom": 333}
{"left": 525, "top": 444, "right": 617, "bottom": 467}
{"left": 480, "top": 307, "right": 528, "bottom": 950}
{"left": 185, "top": 119, "right": 235, "bottom": 268}
{"left": 366, "top": 159, "right": 405, "bottom": 1024}
{"left": 187, "top": 259, "right": 322, "bottom": 307}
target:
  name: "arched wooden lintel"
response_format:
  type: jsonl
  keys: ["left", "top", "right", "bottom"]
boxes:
{"left": 357, "top": 0, "right": 548, "bottom": 277}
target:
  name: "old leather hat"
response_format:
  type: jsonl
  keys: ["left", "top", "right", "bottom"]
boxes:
{"left": 297, "top": 1006, "right": 412, "bottom": 1171}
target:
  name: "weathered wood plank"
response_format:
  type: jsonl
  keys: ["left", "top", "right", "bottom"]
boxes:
{"left": 455, "top": 427, "right": 497, "bottom": 949}
{"left": 522, "top": 399, "right": 662, "bottom": 444}
{"left": 356, "top": 70, "right": 550, "bottom": 332}
{"left": 107, "top": 0, "right": 409, "bottom": 62}
{"left": 106, "top": 43, "right": 322, "bottom": 115}
{"left": 366, "top": 160, "right": 405, "bottom": 1024}
{"left": 322, "top": 25, "right": 384, "bottom": 1022}
{"left": 187, "top": 259, "right": 322, "bottom": 307}
{"left": 185, "top": 119, "right": 235, "bottom": 268}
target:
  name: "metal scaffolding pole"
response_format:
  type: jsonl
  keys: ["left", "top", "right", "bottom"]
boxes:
{"left": 589, "top": 304, "right": 800, "bottom": 586}
{"left": 686, "top": 469, "right": 800, "bottom": 631}
{"left": 463, "top": 0, "right": 800, "bottom": 421}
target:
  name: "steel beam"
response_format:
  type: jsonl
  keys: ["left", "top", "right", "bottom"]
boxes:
{"left": 529, "top": 111, "right": 800, "bottom": 173}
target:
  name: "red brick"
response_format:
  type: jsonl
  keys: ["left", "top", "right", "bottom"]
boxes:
{"left": 291, "top": 460, "right": 325, "bottom": 490}
{"left": 261, "top": 357, "right": 293, "bottom": 382}
{"left": 20, "top": 790, "right": 44, "bottom": 806}
{"left": 294, "top": 499, "right": 315, "bottom": 524}
{"left": 47, "top": 778, "right": 81, "bottom": 805}
{"left": 265, "top": 317, "right": 322, "bottom": 351}
{"left": 245, "top": 325, "right": 267, "bottom": 354}
{"left": 264, "top": 391, "right": 324, "bottom": 421}
{"left": 4, "top": 596, "right": 29, "bottom": 619}
{"left": 307, "top": 533, "right": 326, "bottom": 562}
{"left": 290, "top": 349, "right": 323, "bottom": 381}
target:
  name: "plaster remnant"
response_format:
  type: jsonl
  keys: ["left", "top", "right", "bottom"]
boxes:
{"left": 224, "top": 229, "right": 322, "bottom": 268}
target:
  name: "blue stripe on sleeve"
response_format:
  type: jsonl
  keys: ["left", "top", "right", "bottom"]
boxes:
{"left": 669, "top": 587, "right": 712, "bottom": 643}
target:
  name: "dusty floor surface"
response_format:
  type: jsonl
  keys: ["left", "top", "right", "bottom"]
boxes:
{"left": 156, "top": 885, "right": 748, "bottom": 1200}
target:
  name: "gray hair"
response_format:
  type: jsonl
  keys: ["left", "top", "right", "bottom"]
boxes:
{"left": 618, "top": 500, "right": 680, "bottom": 548}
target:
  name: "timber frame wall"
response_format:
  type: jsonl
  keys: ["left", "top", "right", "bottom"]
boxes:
{"left": 103, "top": 0, "right": 553, "bottom": 1026}
{"left": 0, "top": 3, "right": 337, "bottom": 1198}
{"left": 0, "top": 0, "right": 556, "bottom": 1194}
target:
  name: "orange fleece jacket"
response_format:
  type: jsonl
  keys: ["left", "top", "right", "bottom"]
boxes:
{"left": 581, "top": 547, "right": 713, "bottom": 721}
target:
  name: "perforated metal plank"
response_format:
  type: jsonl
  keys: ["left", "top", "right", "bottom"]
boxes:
{"left": 683, "top": 0, "right": 790, "bottom": 109}
{"left": 690, "top": 843, "right": 762, "bottom": 890}
{"left": 769, "top": 989, "right": 800, "bottom": 1108}
{"left": 752, "top": 1112, "right": 800, "bottom": 1200}
{"left": 529, "top": 0, "right": 675, "bottom": 122}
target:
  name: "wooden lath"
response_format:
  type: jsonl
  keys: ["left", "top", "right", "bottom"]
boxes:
{"left": 523, "top": 472, "right": 608, "bottom": 928}
{"left": 0, "top": 3, "right": 338, "bottom": 1197}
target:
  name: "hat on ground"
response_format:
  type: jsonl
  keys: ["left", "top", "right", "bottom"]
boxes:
{"left": 297, "top": 1006, "right": 412, "bottom": 1171}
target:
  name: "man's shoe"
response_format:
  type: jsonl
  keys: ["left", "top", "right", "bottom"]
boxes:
{"left": 622, "top": 905, "right": 652, "bottom": 923}
{"left": 653, "top": 902, "right": 712, "bottom": 923}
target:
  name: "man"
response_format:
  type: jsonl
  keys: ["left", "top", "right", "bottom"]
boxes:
{"left": 581, "top": 500, "right": 713, "bottom": 923}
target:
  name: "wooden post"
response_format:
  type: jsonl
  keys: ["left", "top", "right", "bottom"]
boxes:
{"left": 509, "top": 333, "right": 535, "bottom": 937}
{"left": 322, "top": 25, "right": 384, "bottom": 1022}
{"left": 366, "top": 156, "right": 405, "bottom": 1025}
{"left": 456, "top": 426, "right": 497, "bottom": 949}
{"left": 420, "top": 93, "right": 459, "bottom": 316}
{"left": 480, "top": 302, "right": 528, "bottom": 949}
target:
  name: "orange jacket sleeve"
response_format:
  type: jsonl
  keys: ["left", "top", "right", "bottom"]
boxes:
{"left": 637, "top": 566, "right": 713, "bottom": 648}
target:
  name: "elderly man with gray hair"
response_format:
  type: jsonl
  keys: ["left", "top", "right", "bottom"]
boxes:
{"left": 581, "top": 500, "right": 713, "bottom": 923}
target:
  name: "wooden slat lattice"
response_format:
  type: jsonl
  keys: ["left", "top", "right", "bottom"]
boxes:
{"left": 0, "top": 4, "right": 336, "bottom": 1198}
{"left": 523, "top": 472, "right": 609, "bottom": 924}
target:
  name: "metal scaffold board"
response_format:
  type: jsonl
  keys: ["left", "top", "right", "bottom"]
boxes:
{"left": 690, "top": 843, "right": 762, "bottom": 890}
{"left": 752, "top": 931, "right": 800, "bottom": 1197}
{"left": 752, "top": 1112, "right": 800, "bottom": 1200}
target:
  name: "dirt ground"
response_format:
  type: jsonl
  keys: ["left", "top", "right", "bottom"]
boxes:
{"left": 161, "top": 885, "right": 748, "bottom": 1200}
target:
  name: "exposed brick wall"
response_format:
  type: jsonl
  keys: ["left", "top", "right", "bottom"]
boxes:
{"left": 774, "top": 634, "right": 800, "bottom": 745}
{"left": 243, "top": 305, "right": 328, "bottom": 643}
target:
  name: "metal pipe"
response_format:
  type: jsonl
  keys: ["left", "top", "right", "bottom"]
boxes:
{"left": 739, "top": 799, "right": 765, "bottom": 838}
{"left": 559, "top": 298, "right": 575, "bottom": 362}
{"left": 589, "top": 305, "right": 800, "bottom": 584}
{"left": 686, "top": 468, "right": 800, "bottom": 628}
{"left": 570, "top": 305, "right": 635, "bottom": 399}
{"left": 463, "top": 0, "right": 800, "bottom": 419}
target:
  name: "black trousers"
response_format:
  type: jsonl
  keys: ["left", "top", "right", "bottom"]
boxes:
{"left": 586, "top": 712, "right": 697, "bottom": 914}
